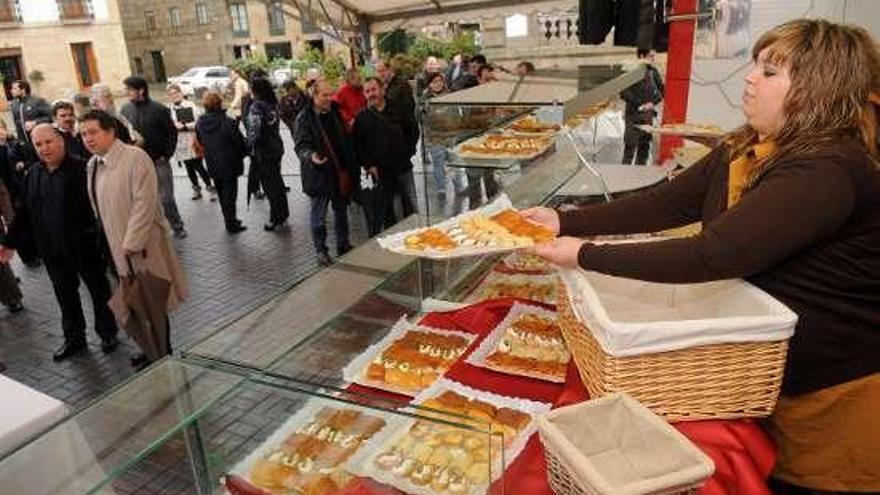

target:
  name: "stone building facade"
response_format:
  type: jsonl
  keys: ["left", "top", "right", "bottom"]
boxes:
{"left": 0, "top": 0, "right": 132, "bottom": 101}
{"left": 119, "top": 0, "right": 337, "bottom": 83}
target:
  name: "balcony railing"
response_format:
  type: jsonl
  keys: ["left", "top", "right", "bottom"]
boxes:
{"left": 57, "top": 0, "right": 93, "bottom": 21}
{"left": 0, "top": 0, "right": 22, "bottom": 24}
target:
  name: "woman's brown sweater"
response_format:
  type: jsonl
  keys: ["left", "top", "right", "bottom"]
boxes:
{"left": 559, "top": 137, "right": 880, "bottom": 395}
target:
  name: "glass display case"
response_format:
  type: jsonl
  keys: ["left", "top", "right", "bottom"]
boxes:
{"left": 0, "top": 65, "right": 664, "bottom": 495}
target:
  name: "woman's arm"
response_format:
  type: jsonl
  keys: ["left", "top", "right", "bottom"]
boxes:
{"left": 576, "top": 157, "right": 856, "bottom": 283}
{"left": 558, "top": 146, "right": 724, "bottom": 236}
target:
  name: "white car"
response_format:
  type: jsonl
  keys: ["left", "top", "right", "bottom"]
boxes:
{"left": 270, "top": 67, "right": 300, "bottom": 87}
{"left": 168, "top": 66, "right": 231, "bottom": 97}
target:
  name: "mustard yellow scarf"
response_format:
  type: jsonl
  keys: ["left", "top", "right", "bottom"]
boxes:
{"left": 727, "top": 141, "right": 776, "bottom": 207}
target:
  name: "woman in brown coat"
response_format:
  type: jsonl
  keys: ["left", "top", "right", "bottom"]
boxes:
{"left": 527, "top": 19, "right": 880, "bottom": 494}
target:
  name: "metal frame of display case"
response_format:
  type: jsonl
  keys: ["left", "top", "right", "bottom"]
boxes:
{"left": 0, "top": 67, "right": 662, "bottom": 494}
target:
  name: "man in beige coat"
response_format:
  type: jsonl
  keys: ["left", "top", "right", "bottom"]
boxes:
{"left": 79, "top": 109, "right": 188, "bottom": 368}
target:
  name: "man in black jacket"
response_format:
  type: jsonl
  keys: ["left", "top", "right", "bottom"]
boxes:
{"left": 53, "top": 100, "right": 90, "bottom": 161}
{"left": 3, "top": 124, "right": 119, "bottom": 361}
{"left": 120, "top": 75, "right": 187, "bottom": 237}
{"left": 294, "top": 79, "right": 356, "bottom": 266}
{"left": 10, "top": 80, "right": 51, "bottom": 155}
{"left": 353, "top": 77, "right": 418, "bottom": 235}
{"left": 620, "top": 49, "right": 664, "bottom": 165}
{"left": 376, "top": 59, "right": 418, "bottom": 140}
{"left": 196, "top": 92, "right": 246, "bottom": 233}
{"left": 450, "top": 54, "right": 486, "bottom": 92}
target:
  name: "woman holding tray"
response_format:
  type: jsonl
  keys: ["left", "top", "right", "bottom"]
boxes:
{"left": 525, "top": 19, "right": 880, "bottom": 495}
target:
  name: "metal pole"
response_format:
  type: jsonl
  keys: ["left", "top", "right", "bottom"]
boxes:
{"left": 564, "top": 129, "right": 613, "bottom": 203}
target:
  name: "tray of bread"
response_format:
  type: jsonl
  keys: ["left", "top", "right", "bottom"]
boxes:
{"left": 454, "top": 133, "right": 554, "bottom": 160}
{"left": 349, "top": 379, "right": 550, "bottom": 495}
{"left": 464, "top": 271, "right": 560, "bottom": 306}
{"left": 377, "top": 194, "right": 556, "bottom": 259}
{"left": 342, "top": 317, "right": 477, "bottom": 396}
{"left": 466, "top": 303, "right": 569, "bottom": 383}
{"left": 223, "top": 401, "right": 389, "bottom": 495}
{"left": 637, "top": 122, "right": 726, "bottom": 138}
{"left": 506, "top": 116, "right": 560, "bottom": 137}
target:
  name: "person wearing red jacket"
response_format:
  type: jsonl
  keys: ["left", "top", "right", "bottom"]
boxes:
{"left": 332, "top": 68, "right": 366, "bottom": 129}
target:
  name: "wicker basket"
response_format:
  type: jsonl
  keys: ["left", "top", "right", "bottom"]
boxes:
{"left": 557, "top": 280, "right": 789, "bottom": 421}
{"left": 538, "top": 393, "right": 714, "bottom": 495}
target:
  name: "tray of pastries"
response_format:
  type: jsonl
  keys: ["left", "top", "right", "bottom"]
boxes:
{"left": 224, "top": 403, "right": 388, "bottom": 495}
{"left": 343, "top": 317, "right": 476, "bottom": 396}
{"left": 494, "top": 251, "right": 556, "bottom": 275}
{"left": 377, "top": 194, "right": 556, "bottom": 259}
{"left": 637, "top": 122, "right": 726, "bottom": 137}
{"left": 454, "top": 133, "right": 554, "bottom": 160}
{"left": 465, "top": 272, "right": 560, "bottom": 306}
{"left": 506, "top": 116, "right": 561, "bottom": 137}
{"left": 467, "top": 303, "right": 569, "bottom": 383}
{"left": 350, "top": 380, "right": 550, "bottom": 495}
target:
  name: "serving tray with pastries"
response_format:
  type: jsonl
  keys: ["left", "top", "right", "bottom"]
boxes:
{"left": 454, "top": 133, "right": 554, "bottom": 160}
{"left": 377, "top": 194, "right": 556, "bottom": 259}
{"left": 349, "top": 379, "right": 550, "bottom": 495}
{"left": 342, "top": 317, "right": 477, "bottom": 396}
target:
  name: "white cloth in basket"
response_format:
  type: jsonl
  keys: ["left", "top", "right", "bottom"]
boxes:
{"left": 558, "top": 268, "right": 797, "bottom": 357}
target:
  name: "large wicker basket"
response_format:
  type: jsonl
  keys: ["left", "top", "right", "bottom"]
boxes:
{"left": 557, "top": 280, "right": 790, "bottom": 421}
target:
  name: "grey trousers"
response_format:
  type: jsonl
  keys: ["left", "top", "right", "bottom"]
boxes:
{"left": 154, "top": 157, "right": 185, "bottom": 232}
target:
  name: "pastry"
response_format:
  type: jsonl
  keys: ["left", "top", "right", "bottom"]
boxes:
{"left": 475, "top": 279, "right": 558, "bottom": 305}
{"left": 247, "top": 407, "right": 384, "bottom": 494}
{"left": 363, "top": 330, "right": 471, "bottom": 393}
{"left": 508, "top": 116, "right": 560, "bottom": 134}
{"left": 490, "top": 209, "right": 555, "bottom": 243}
{"left": 486, "top": 313, "right": 569, "bottom": 381}
{"left": 404, "top": 228, "right": 457, "bottom": 251}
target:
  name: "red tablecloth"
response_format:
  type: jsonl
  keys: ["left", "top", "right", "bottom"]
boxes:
{"left": 344, "top": 297, "right": 778, "bottom": 495}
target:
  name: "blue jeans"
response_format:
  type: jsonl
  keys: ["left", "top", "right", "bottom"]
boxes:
{"left": 428, "top": 145, "right": 464, "bottom": 194}
{"left": 309, "top": 194, "right": 350, "bottom": 255}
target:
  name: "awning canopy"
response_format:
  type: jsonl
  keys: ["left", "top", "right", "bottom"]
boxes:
{"left": 369, "top": 0, "right": 576, "bottom": 33}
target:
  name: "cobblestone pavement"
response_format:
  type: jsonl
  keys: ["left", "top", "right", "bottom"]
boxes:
{"left": 0, "top": 125, "right": 447, "bottom": 410}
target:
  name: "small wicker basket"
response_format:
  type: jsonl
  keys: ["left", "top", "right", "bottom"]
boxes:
{"left": 538, "top": 393, "right": 714, "bottom": 495}
{"left": 557, "top": 279, "right": 790, "bottom": 421}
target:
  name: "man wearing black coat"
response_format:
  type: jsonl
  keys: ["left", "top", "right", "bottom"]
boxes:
{"left": 294, "top": 79, "right": 356, "bottom": 266}
{"left": 3, "top": 124, "right": 119, "bottom": 361}
{"left": 120, "top": 75, "right": 187, "bottom": 237}
{"left": 620, "top": 49, "right": 664, "bottom": 165}
{"left": 196, "top": 93, "right": 247, "bottom": 233}
{"left": 376, "top": 59, "right": 419, "bottom": 150}
{"left": 10, "top": 80, "right": 51, "bottom": 157}
{"left": 353, "top": 77, "right": 418, "bottom": 236}
{"left": 53, "top": 100, "right": 91, "bottom": 161}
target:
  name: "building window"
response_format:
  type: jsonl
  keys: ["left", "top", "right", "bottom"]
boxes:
{"left": 195, "top": 2, "right": 209, "bottom": 25}
{"left": 169, "top": 7, "right": 181, "bottom": 27}
{"left": 70, "top": 42, "right": 99, "bottom": 88}
{"left": 233, "top": 44, "right": 252, "bottom": 59}
{"left": 265, "top": 42, "right": 292, "bottom": 60}
{"left": 505, "top": 14, "right": 528, "bottom": 38}
{"left": 145, "top": 10, "right": 156, "bottom": 30}
{"left": 229, "top": 3, "right": 249, "bottom": 37}
{"left": 268, "top": 2, "right": 285, "bottom": 36}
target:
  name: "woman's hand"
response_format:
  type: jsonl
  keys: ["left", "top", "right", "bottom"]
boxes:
{"left": 519, "top": 207, "right": 561, "bottom": 235}
{"left": 531, "top": 236, "right": 586, "bottom": 269}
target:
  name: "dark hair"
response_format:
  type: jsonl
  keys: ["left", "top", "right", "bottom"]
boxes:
{"left": 78, "top": 109, "right": 118, "bottom": 132}
{"left": 123, "top": 75, "right": 149, "bottom": 97}
{"left": 52, "top": 100, "right": 75, "bottom": 116}
{"left": 250, "top": 77, "right": 277, "bottom": 104}
{"left": 73, "top": 93, "right": 91, "bottom": 108}
{"left": 471, "top": 54, "right": 488, "bottom": 67}
{"left": 516, "top": 61, "right": 536, "bottom": 74}
{"left": 202, "top": 91, "right": 224, "bottom": 112}
{"left": 281, "top": 79, "right": 301, "bottom": 92}
{"left": 427, "top": 72, "right": 445, "bottom": 86}
{"left": 637, "top": 48, "right": 650, "bottom": 58}
{"left": 363, "top": 76, "right": 383, "bottom": 87}
{"left": 12, "top": 80, "right": 30, "bottom": 96}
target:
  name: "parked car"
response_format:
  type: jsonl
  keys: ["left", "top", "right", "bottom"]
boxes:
{"left": 168, "top": 66, "right": 231, "bottom": 98}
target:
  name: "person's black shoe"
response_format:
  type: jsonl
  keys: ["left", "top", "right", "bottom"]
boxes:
{"left": 100, "top": 335, "right": 120, "bottom": 354}
{"left": 337, "top": 244, "right": 353, "bottom": 257}
{"left": 227, "top": 224, "right": 247, "bottom": 234}
{"left": 263, "top": 222, "right": 277, "bottom": 231}
{"left": 7, "top": 301, "right": 23, "bottom": 314}
{"left": 53, "top": 342, "right": 88, "bottom": 362}
{"left": 254, "top": 191, "right": 266, "bottom": 200}
{"left": 0, "top": 362, "right": 6, "bottom": 373}
{"left": 317, "top": 252, "right": 333, "bottom": 267}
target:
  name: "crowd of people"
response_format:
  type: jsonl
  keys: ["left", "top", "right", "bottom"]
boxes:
{"left": 0, "top": 52, "right": 519, "bottom": 369}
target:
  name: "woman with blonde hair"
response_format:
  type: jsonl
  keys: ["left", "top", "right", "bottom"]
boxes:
{"left": 526, "top": 19, "right": 880, "bottom": 494}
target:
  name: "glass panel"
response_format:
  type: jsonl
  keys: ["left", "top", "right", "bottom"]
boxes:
{"left": 0, "top": 359, "right": 242, "bottom": 495}
{"left": 185, "top": 267, "right": 387, "bottom": 370}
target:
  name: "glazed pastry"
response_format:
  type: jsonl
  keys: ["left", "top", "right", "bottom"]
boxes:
{"left": 486, "top": 312, "right": 570, "bottom": 381}
{"left": 363, "top": 330, "right": 471, "bottom": 393}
